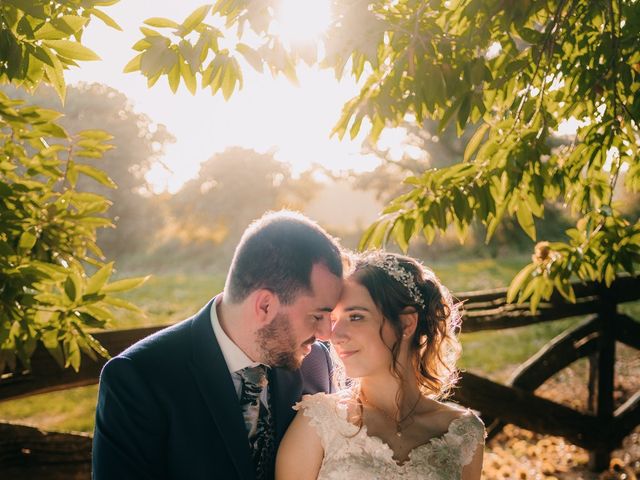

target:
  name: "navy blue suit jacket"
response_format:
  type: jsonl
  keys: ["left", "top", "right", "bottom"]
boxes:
{"left": 92, "top": 297, "right": 333, "bottom": 480}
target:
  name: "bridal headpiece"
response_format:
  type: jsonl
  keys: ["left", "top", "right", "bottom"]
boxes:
{"left": 366, "top": 254, "right": 425, "bottom": 308}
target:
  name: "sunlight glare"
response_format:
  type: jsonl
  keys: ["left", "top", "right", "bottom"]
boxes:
{"left": 272, "top": 0, "right": 332, "bottom": 45}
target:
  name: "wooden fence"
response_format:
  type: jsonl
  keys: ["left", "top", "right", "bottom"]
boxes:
{"left": 1, "top": 276, "right": 639, "bottom": 478}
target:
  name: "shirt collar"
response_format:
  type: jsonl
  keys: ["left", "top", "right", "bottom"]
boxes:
{"left": 210, "top": 296, "right": 258, "bottom": 374}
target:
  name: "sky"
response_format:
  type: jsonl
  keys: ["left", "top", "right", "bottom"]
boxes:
{"left": 65, "top": 1, "right": 388, "bottom": 192}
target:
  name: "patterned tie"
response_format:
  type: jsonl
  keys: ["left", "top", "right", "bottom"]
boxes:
{"left": 238, "top": 365, "right": 275, "bottom": 480}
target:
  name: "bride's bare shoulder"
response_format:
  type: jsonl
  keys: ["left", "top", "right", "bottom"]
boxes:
{"left": 418, "top": 397, "right": 475, "bottom": 430}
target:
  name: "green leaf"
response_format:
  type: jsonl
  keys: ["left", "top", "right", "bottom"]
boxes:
{"left": 140, "top": 26, "right": 161, "bottom": 37}
{"left": 41, "top": 329, "right": 64, "bottom": 368}
{"left": 18, "top": 231, "right": 37, "bottom": 252}
{"left": 78, "top": 304, "right": 114, "bottom": 323}
{"left": 86, "top": 262, "right": 113, "bottom": 295}
{"left": 391, "top": 218, "right": 409, "bottom": 253}
{"left": 64, "top": 272, "right": 82, "bottom": 303}
{"left": 87, "top": 8, "right": 122, "bottom": 30}
{"left": 34, "top": 23, "right": 69, "bottom": 40}
{"left": 221, "top": 58, "right": 242, "bottom": 99}
{"left": 168, "top": 62, "right": 181, "bottom": 92}
{"left": 52, "top": 15, "right": 89, "bottom": 35}
{"left": 181, "top": 5, "right": 212, "bottom": 36}
{"left": 349, "top": 112, "right": 364, "bottom": 140}
{"left": 102, "top": 296, "right": 144, "bottom": 313}
{"left": 74, "top": 164, "right": 116, "bottom": 188}
{"left": 515, "top": 201, "right": 536, "bottom": 241}
{"left": 553, "top": 276, "right": 576, "bottom": 303}
{"left": 456, "top": 93, "right": 471, "bottom": 133}
{"left": 123, "top": 53, "right": 143, "bottom": 73}
{"left": 529, "top": 281, "right": 544, "bottom": 313}
{"left": 102, "top": 275, "right": 150, "bottom": 293}
{"left": 507, "top": 263, "right": 537, "bottom": 303}
{"left": 604, "top": 263, "right": 616, "bottom": 287}
{"left": 144, "top": 17, "right": 180, "bottom": 29}
{"left": 67, "top": 160, "right": 78, "bottom": 187}
{"left": 236, "top": 43, "right": 263, "bottom": 72}
{"left": 42, "top": 40, "right": 100, "bottom": 61}
{"left": 43, "top": 62, "right": 66, "bottom": 102}
{"left": 78, "top": 129, "right": 113, "bottom": 141}
{"left": 438, "top": 99, "right": 460, "bottom": 131}
{"left": 180, "top": 58, "right": 197, "bottom": 94}
{"left": 63, "top": 336, "right": 81, "bottom": 371}
{"left": 464, "top": 123, "right": 489, "bottom": 162}
{"left": 78, "top": 331, "right": 110, "bottom": 360}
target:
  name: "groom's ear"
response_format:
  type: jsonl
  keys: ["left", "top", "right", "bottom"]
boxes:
{"left": 253, "top": 289, "right": 280, "bottom": 326}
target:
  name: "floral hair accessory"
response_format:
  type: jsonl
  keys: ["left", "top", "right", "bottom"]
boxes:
{"left": 367, "top": 254, "right": 425, "bottom": 308}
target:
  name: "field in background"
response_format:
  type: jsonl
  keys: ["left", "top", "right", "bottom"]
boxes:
{"left": 1, "top": 255, "right": 637, "bottom": 435}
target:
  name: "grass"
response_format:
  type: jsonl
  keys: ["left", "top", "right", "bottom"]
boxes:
{"left": 109, "top": 273, "right": 226, "bottom": 329}
{"left": 0, "top": 255, "right": 637, "bottom": 434}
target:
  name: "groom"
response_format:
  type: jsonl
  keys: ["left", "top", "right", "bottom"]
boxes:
{"left": 92, "top": 211, "right": 343, "bottom": 480}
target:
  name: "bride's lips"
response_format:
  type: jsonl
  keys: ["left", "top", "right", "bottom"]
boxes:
{"left": 337, "top": 349, "right": 358, "bottom": 359}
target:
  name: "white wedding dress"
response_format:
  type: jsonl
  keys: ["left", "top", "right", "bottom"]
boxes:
{"left": 295, "top": 392, "right": 485, "bottom": 480}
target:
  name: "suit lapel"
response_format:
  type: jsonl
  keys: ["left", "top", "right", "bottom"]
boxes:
{"left": 188, "top": 298, "right": 254, "bottom": 480}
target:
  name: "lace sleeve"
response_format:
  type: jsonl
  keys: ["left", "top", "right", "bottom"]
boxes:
{"left": 449, "top": 412, "right": 486, "bottom": 466}
{"left": 294, "top": 393, "right": 348, "bottom": 450}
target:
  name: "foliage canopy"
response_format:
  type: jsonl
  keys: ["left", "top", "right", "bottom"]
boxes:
{"left": 0, "top": 0, "right": 147, "bottom": 373}
{"left": 3, "top": 82, "right": 176, "bottom": 257}
{"left": 130, "top": 0, "right": 640, "bottom": 310}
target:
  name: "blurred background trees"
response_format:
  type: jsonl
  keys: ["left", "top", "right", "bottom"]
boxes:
{"left": 2, "top": 0, "right": 638, "bottom": 373}
{"left": 129, "top": 0, "right": 640, "bottom": 310}
{"left": 163, "top": 147, "right": 319, "bottom": 269}
{"left": 2, "top": 83, "right": 175, "bottom": 258}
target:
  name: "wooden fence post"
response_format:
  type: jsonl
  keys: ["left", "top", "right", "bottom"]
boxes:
{"left": 588, "top": 286, "right": 617, "bottom": 470}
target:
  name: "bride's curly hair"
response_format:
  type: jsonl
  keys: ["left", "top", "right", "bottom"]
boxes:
{"left": 344, "top": 250, "right": 462, "bottom": 399}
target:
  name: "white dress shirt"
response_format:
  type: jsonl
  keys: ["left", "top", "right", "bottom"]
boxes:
{"left": 210, "top": 296, "right": 269, "bottom": 405}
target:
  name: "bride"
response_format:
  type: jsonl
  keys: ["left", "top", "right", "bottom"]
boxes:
{"left": 276, "top": 251, "right": 485, "bottom": 479}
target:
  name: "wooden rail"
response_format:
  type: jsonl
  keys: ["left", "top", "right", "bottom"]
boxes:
{"left": 1, "top": 275, "right": 639, "bottom": 478}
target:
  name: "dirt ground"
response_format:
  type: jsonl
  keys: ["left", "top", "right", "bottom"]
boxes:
{"left": 482, "top": 344, "right": 639, "bottom": 479}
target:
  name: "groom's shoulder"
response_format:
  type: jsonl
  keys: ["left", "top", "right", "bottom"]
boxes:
{"left": 302, "top": 341, "right": 332, "bottom": 370}
{"left": 122, "top": 317, "right": 191, "bottom": 358}
{"left": 300, "top": 341, "right": 334, "bottom": 395}
{"left": 110, "top": 298, "right": 215, "bottom": 367}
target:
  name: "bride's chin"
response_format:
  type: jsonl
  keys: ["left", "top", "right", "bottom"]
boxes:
{"left": 343, "top": 365, "right": 366, "bottom": 379}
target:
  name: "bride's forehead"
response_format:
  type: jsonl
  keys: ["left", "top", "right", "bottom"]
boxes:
{"left": 339, "top": 280, "right": 371, "bottom": 300}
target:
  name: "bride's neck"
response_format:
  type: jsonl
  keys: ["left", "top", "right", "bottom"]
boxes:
{"left": 359, "top": 372, "right": 421, "bottom": 415}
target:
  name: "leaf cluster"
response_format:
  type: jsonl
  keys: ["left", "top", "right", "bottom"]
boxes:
{"left": 1, "top": 0, "right": 151, "bottom": 372}
{"left": 128, "top": 0, "right": 640, "bottom": 309}
{"left": 125, "top": 1, "right": 325, "bottom": 96}
{"left": 0, "top": 0, "right": 121, "bottom": 100}
{"left": 348, "top": 0, "right": 640, "bottom": 308}
{"left": 0, "top": 92, "right": 149, "bottom": 372}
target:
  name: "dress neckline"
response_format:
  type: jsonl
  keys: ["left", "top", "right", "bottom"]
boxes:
{"left": 334, "top": 397, "right": 471, "bottom": 468}
{"left": 361, "top": 414, "right": 470, "bottom": 467}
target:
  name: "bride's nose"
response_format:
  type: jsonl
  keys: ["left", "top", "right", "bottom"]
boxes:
{"left": 330, "top": 316, "right": 349, "bottom": 344}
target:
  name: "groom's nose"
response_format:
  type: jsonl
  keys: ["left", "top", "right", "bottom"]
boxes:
{"left": 314, "top": 315, "right": 332, "bottom": 341}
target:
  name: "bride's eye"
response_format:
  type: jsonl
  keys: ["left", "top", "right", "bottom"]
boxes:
{"left": 349, "top": 314, "right": 364, "bottom": 322}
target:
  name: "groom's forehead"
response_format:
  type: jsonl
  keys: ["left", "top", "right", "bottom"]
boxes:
{"left": 307, "top": 268, "right": 343, "bottom": 307}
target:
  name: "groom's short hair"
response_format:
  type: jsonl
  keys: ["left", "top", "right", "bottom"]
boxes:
{"left": 225, "top": 211, "right": 343, "bottom": 305}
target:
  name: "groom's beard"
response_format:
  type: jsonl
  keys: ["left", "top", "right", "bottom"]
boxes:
{"left": 257, "top": 311, "right": 306, "bottom": 370}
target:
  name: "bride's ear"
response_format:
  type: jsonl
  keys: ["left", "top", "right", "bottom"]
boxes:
{"left": 399, "top": 309, "right": 418, "bottom": 339}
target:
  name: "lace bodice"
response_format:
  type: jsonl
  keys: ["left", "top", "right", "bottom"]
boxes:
{"left": 295, "top": 392, "right": 485, "bottom": 480}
